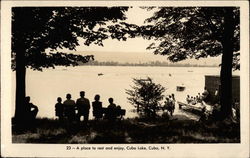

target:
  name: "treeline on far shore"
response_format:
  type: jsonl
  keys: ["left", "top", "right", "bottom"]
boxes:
{"left": 78, "top": 60, "right": 218, "bottom": 67}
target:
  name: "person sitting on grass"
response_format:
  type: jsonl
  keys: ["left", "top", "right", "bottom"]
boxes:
{"left": 115, "top": 105, "right": 123, "bottom": 119}
{"left": 25, "top": 96, "right": 39, "bottom": 121}
{"left": 55, "top": 97, "right": 64, "bottom": 121}
{"left": 92, "top": 94, "right": 103, "bottom": 120}
{"left": 106, "top": 98, "right": 117, "bottom": 121}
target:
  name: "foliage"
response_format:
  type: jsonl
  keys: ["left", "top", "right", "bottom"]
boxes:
{"left": 12, "top": 7, "right": 129, "bottom": 71}
{"left": 141, "top": 7, "right": 240, "bottom": 70}
{"left": 126, "top": 77, "right": 165, "bottom": 118}
{"left": 12, "top": 117, "right": 240, "bottom": 143}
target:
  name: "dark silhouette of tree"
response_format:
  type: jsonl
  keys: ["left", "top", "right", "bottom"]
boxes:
{"left": 126, "top": 77, "right": 165, "bottom": 118}
{"left": 140, "top": 7, "right": 239, "bottom": 120}
{"left": 12, "top": 7, "right": 128, "bottom": 123}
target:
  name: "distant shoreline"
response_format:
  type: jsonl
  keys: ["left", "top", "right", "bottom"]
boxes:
{"left": 80, "top": 65, "right": 218, "bottom": 68}
{"left": 78, "top": 61, "right": 219, "bottom": 68}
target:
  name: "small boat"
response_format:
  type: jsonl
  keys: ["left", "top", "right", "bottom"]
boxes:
{"left": 176, "top": 86, "right": 185, "bottom": 91}
{"left": 98, "top": 73, "right": 104, "bottom": 76}
{"left": 177, "top": 101, "right": 212, "bottom": 116}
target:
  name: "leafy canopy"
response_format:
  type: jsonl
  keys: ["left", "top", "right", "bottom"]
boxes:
{"left": 140, "top": 7, "right": 240, "bottom": 69}
{"left": 12, "top": 7, "right": 129, "bottom": 70}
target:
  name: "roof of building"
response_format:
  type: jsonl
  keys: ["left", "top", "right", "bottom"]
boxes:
{"left": 205, "top": 75, "right": 240, "bottom": 78}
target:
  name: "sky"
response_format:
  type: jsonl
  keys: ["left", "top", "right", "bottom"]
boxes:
{"left": 66, "top": 7, "right": 221, "bottom": 65}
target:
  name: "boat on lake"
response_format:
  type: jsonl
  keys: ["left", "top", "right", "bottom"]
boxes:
{"left": 176, "top": 86, "right": 185, "bottom": 91}
{"left": 177, "top": 101, "right": 212, "bottom": 116}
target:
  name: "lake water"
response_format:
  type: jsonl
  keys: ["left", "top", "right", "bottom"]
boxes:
{"left": 11, "top": 66, "right": 239, "bottom": 119}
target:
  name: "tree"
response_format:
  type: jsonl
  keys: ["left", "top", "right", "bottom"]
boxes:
{"left": 126, "top": 77, "right": 165, "bottom": 118}
{"left": 140, "top": 7, "right": 239, "bottom": 120}
{"left": 12, "top": 7, "right": 128, "bottom": 123}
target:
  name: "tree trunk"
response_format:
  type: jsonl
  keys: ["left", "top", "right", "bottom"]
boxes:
{"left": 219, "top": 8, "right": 235, "bottom": 120}
{"left": 14, "top": 46, "right": 26, "bottom": 123}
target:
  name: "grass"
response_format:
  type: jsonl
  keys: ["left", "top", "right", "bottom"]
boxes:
{"left": 12, "top": 116, "right": 240, "bottom": 144}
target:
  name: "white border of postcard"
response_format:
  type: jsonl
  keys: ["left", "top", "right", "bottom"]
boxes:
{"left": 1, "top": 1, "right": 249, "bottom": 158}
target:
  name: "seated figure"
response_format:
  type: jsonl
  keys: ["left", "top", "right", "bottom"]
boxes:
{"left": 92, "top": 94, "right": 103, "bottom": 120}
{"left": 106, "top": 98, "right": 117, "bottom": 121}
{"left": 115, "top": 105, "right": 126, "bottom": 119}
{"left": 25, "top": 96, "right": 39, "bottom": 121}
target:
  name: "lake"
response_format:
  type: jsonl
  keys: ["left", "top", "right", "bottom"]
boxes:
{"left": 11, "top": 66, "right": 239, "bottom": 119}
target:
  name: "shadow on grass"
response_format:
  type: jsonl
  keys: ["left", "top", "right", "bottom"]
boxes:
{"left": 12, "top": 117, "right": 240, "bottom": 144}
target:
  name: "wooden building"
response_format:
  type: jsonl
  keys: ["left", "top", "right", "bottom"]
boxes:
{"left": 205, "top": 75, "right": 240, "bottom": 103}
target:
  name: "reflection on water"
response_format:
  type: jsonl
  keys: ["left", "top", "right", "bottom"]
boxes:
{"left": 11, "top": 66, "right": 239, "bottom": 119}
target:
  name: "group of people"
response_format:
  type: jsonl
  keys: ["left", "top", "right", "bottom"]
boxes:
{"left": 163, "top": 94, "right": 176, "bottom": 116}
{"left": 186, "top": 87, "right": 210, "bottom": 105}
{"left": 186, "top": 93, "right": 203, "bottom": 105}
{"left": 55, "top": 91, "right": 124, "bottom": 123}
